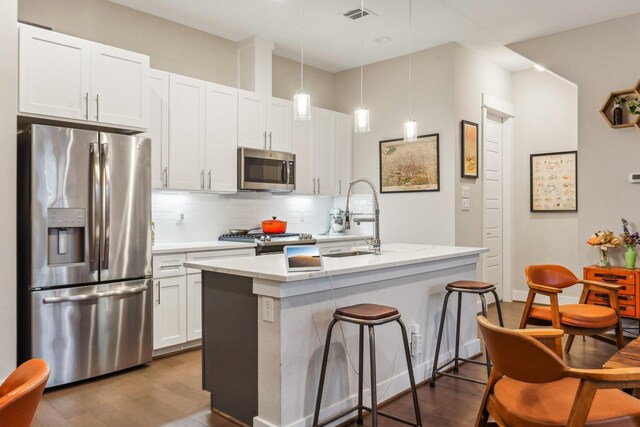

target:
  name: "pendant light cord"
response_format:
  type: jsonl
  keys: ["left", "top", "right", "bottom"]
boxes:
{"left": 360, "top": 0, "right": 365, "bottom": 107}
{"left": 409, "top": 0, "right": 413, "bottom": 120}
{"left": 300, "top": 0, "right": 304, "bottom": 90}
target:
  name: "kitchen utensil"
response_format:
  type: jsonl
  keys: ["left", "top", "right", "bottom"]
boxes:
{"left": 329, "top": 208, "right": 345, "bottom": 234}
{"left": 228, "top": 227, "right": 260, "bottom": 235}
{"left": 261, "top": 217, "right": 287, "bottom": 234}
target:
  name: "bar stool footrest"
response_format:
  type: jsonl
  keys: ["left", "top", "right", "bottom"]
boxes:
{"left": 434, "top": 370, "right": 487, "bottom": 385}
{"left": 316, "top": 405, "right": 421, "bottom": 427}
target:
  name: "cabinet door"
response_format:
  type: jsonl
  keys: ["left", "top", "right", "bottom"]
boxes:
{"left": 143, "top": 69, "right": 169, "bottom": 189}
{"left": 169, "top": 74, "right": 206, "bottom": 190}
{"left": 205, "top": 82, "right": 238, "bottom": 193}
{"left": 292, "top": 119, "right": 314, "bottom": 194}
{"left": 187, "top": 274, "right": 202, "bottom": 341}
{"left": 90, "top": 43, "right": 149, "bottom": 129}
{"left": 267, "top": 98, "right": 292, "bottom": 152}
{"left": 153, "top": 276, "right": 187, "bottom": 349}
{"left": 18, "top": 24, "right": 91, "bottom": 120}
{"left": 334, "top": 112, "right": 352, "bottom": 196}
{"left": 237, "top": 89, "right": 267, "bottom": 149}
{"left": 311, "top": 107, "right": 335, "bottom": 196}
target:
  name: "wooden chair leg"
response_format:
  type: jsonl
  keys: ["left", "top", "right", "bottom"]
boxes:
{"left": 474, "top": 368, "right": 502, "bottom": 427}
{"left": 564, "top": 334, "right": 576, "bottom": 354}
{"left": 615, "top": 321, "right": 625, "bottom": 349}
{"left": 519, "top": 291, "right": 536, "bottom": 329}
{"left": 567, "top": 379, "right": 597, "bottom": 427}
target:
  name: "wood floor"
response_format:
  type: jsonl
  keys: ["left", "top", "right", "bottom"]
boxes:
{"left": 34, "top": 302, "right": 620, "bottom": 427}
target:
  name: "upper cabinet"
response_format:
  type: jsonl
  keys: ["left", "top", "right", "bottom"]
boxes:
{"left": 334, "top": 112, "right": 353, "bottom": 196}
{"left": 205, "top": 82, "right": 238, "bottom": 193}
{"left": 144, "top": 70, "right": 169, "bottom": 190}
{"left": 18, "top": 24, "right": 149, "bottom": 131}
{"left": 311, "top": 107, "right": 335, "bottom": 196}
{"left": 237, "top": 89, "right": 291, "bottom": 152}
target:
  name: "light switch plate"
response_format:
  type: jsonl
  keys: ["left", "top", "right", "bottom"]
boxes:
{"left": 461, "top": 186, "right": 470, "bottom": 198}
{"left": 462, "top": 199, "right": 470, "bottom": 211}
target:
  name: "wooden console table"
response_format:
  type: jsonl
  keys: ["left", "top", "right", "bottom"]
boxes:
{"left": 584, "top": 266, "right": 640, "bottom": 319}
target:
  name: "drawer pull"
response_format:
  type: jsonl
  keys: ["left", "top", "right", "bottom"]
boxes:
{"left": 159, "top": 265, "right": 181, "bottom": 270}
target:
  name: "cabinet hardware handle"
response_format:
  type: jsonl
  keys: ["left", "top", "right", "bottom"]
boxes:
{"left": 313, "top": 178, "right": 316, "bottom": 194}
{"left": 85, "top": 92, "right": 89, "bottom": 119}
{"left": 269, "top": 131, "right": 272, "bottom": 150}
{"left": 200, "top": 170, "right": 205, "bottom": 190}
{"left": 317, "top": 178, "right": 320, "bottom": 194}
{"left": 338, "top": 179, "right": 342, "bottom": 195}
{"left": 156, "top": 281, "right": 160, "bottom": 304}
{"left": 163, "top": 167, "right": 168, "bottom": 188}
{"left": 263, "top": 131, "right": 267, "bottom": 149}
{"left": 208, "top": 170, "right": 212, "bottom": 190}
{"left": 96, "top": 94, "right": 100, "bottom": 121}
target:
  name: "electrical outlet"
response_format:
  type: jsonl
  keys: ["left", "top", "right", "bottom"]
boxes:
{"left": 263, "top": 297, "right": 274, "bottom": 323}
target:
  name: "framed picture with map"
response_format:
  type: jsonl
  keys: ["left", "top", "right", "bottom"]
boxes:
{"left": 379, "top": 134, "right": 440, "bottom": 193}
{"left": 461, "top": 120, "right": 479, "bottom": 178}
{"left": 530, "top": 150, "right": 578, "bottom": 212}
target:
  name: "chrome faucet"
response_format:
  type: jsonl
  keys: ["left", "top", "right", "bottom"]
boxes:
{"left": 344, "top": 178, "right": 381, "bottom": 254}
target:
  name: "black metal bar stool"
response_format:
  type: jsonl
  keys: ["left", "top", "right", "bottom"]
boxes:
{"left": 430, "top": 280, "right": 504, "bottom": 387}
{"left": 312, "top": 303, "right": 422, "bottom": 427}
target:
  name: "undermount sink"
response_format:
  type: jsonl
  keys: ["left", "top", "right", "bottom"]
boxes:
{"left": 323, "top": 250, "right": 376, "bottom": 258}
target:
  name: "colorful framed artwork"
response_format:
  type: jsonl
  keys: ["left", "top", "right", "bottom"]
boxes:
{"left": 530, "top": 150, "right": 578, "bottom": 212}
{"left": 461, "top": 120, "right": 479, "bottom": 178}
{"left": 379, "top": 133, "right": 440, "bottom": 193}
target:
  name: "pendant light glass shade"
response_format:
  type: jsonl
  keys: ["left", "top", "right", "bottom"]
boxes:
{"left": 354, "top": 107, "right": 370, "bottom": 133}
{"left": 403, "top": 119, "right": 417, "bottom": 141}
{"left": 294, "top": 90, "right": 311, "bottom": 120}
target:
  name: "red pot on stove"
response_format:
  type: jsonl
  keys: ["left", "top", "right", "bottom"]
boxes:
{"left": 261, "top": 216, "right": 287, "bottom": 234}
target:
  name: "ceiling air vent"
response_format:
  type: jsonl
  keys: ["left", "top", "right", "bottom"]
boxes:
{"left": 343, "top": 7, "right": 375, "bottom": 20}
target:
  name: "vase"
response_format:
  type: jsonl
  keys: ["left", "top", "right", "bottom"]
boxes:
{"left": 626, "top": 245, "right": 637, "bottom": 269}
{"left": 597, "top": 248, "right": 611, "bottom": 268}
{"left": 614, "top": 104, "right": 623, "bottom": 125}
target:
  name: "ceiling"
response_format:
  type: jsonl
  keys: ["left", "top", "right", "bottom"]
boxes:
{"left": 108, "top": 0, "right": 640, "bottom": 72}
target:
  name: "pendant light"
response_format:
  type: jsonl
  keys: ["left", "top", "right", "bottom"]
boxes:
{"left": 354, "top": 0, "right": 370, "bottom": 133}
{"left": 293, "top": 0, "right": 311, "bottom": 120}
{"left": 403, "top": 0, "right": 417, "bottom": 141}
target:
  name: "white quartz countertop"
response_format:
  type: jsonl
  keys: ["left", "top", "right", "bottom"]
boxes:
{"left": 313, "top": 234, "right": 372, "bottom": 243}
{"left": 152, "top": 240, "right": 257, "bottom": 254}
{"left": 184, "top": 243, "right": 488, "bottom": 282}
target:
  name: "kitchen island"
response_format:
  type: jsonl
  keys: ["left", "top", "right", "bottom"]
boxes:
{"left": 185, "top": 243, "right": 488, "bottom": 427}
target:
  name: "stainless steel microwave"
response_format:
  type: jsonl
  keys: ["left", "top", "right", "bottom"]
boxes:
{"left": 238, "top": 148, "right": 296, "bottom": 192}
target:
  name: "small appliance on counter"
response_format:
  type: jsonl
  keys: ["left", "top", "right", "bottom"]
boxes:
{"left": 329, "top": 208, "right": 346, "bottom": 235}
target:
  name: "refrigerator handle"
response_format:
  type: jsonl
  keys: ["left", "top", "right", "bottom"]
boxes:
{"left": 89, "top": 143, "right": 100, "bottom": 272}
{"left": 101, "top": 143, "right": 110, "bottom": 270}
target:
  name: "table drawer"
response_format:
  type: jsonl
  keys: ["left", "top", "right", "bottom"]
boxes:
{"left": 588, "top": 291, "right": 635, "bottom": 305}
{"left": 585, "top": 270, "right": 636, "bottom": 286}
{"left": 587, "top": 297, "right": 636, "bottom": 317}
{"left": 153, "top": 253, "right": 187, "bottom": 278}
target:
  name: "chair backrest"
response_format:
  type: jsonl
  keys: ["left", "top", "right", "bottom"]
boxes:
{"left": 525, "top": 264, "right": 578, "bottom": 289}
{"left": 0, "top": 359, "right": 49, "bottom": 427}
{"left": 477, "top": 316, "right": 567, "bottom": 383}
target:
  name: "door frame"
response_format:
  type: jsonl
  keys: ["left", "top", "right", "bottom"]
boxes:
{"left": 482, "top": 93, "right": 515, "bottom": 303}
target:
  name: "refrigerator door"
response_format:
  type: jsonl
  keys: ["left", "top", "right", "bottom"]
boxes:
{"left": 25, "top": 125, "right": 100, "bottom": 289}
{"left": 28, "top": 279, "right": 153, "bottom": 388}
{"left": 99, "top": 133, "right": 152, "bottom": 282}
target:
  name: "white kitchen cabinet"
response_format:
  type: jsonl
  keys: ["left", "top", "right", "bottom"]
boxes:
{"left": 186, "top": 274, "right": 202, "bottom": 341}
{"left": 311, "top": 107, "right": 335, "bottom": 196}
{"left": 90, "top": 43, "right": 149, "bottom": 129}
{"left": 169, "top": 74, "right": 206, "bottom": 190}
{"left": 205, "top": 82, "right": 238, "bottom": 192}
{"left": 237, "top": 90, "right": 267, "bottom": 149}
{"left": 18, "top": 24, "right": 91, "bottom": 121}
{"left": 18, "top": 24, "right": 149, "bottom": 131}
{"left": 267, "top": 98, "right": 292, "bottom": 152}
{"left": 144, "top": 69, "right": 169, "bottom": 189}
{"left": 334, "top": 112, "right": 353, "bottom": 196}
{"left": 153, "top": 276, "right": 187, "bottom": 350}
{"left": 292, "top": 119, "right": 313, "bottom": 194}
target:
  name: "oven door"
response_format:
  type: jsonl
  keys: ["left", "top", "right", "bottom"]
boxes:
{"left": 238, "top": 148, "right": 295, "bottom": 191}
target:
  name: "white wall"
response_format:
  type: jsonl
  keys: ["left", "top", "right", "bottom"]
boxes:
{"left": 0, "top": 0, "right": 18, "bottom": 379}
{"left": 334, "top": 44, "right": 457, "bottom": 245}
{"left": 510, "top": 13, "right": 640, "bottom": 271}
{"left": 511, "top": 69, "right": 579, "bottom": 300}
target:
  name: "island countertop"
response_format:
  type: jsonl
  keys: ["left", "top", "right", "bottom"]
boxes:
{"left": 184, "top": 243, "right": 488, "bottom": 282}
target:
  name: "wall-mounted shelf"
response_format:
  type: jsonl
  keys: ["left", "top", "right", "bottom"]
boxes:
{"left": 600, "top": 79, "right": 640, "bottom": 131}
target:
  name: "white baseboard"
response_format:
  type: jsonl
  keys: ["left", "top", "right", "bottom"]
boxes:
{"left": 512, "top": 290, "right": 579, "bottom": 305}
{"left": 254, "top": 339, "right": 482, "bottom": 427}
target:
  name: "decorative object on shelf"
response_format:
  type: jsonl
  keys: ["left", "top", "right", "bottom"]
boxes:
{"left": 293, "top": 0, "right": 311, "bottom": 121}
{"left": 530, "top": 150, "right": 577, "bottom": 212}
{"left": 587, "top": 230, "right": 621, "bottom": 268}
{"left": 403, "top": 0, "right": 417, "bottom": 142}
{"left": 599, "top": 79, "right": 640, "bottom": 130}
{"left": 620, "top": 218, "right": 639, "bottom": 269}
{"left": 461, "top": 120, "right": 479, "bottom": 179}
{"left": 353, "top": 0, "right": 370, "bottom": 133}
{"left": 379, "top": 133, "right": 439, "bottom": 193}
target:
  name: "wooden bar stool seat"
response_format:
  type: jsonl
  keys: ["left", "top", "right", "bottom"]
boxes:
{"left": 312, "top": 303, "right": 421, "bottom": 427}
{"left": 430, "top": 280, "right": 504, "bottom": 387}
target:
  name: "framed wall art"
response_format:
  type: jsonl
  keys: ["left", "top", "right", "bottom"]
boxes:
{"left": 379, "top": 133, "right": 440, "bottom": 193}
{"left": 530, "top": 150, "right": 578, "bottom": 212}
{"left": 461, "top": 120, "right": 479, "bottom": 178}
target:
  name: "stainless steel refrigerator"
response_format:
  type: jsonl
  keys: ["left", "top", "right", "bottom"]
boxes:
{"left": 17, "top": 124, "right": 152, "bottom": 388}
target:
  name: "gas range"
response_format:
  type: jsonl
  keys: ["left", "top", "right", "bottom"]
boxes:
{"left": 219, "top": 233, "right": 316, "bottom": 255}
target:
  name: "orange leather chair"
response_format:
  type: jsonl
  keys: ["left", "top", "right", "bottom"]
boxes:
{"left": 475, "top": 316, "right": 640, "bottom": 427}
{"left": 0, "top": 359, "right": 49, "bottom": 427}
{"left": 520, "top": 264, "right": 624, "bottom": 354}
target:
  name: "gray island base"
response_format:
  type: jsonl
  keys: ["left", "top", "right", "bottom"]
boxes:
{"left": 185, "top": 243, "right": 488, "bottom": 427}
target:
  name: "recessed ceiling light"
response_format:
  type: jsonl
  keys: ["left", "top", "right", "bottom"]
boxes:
{"left": 375, "top": 35, "right": 392, "bottom": 44}
{"left": 533, "top": 63, "right": 547, "bottom": 72}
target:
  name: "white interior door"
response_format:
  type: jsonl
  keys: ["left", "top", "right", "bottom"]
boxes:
{"left": 483, "top": 112, "right": 504, "bottom": 298}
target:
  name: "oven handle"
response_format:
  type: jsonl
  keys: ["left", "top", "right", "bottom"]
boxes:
{"left": 43, "top": 284, "right": 148, "bottom": 304}
{"left": 281, "top": 160, "right": 287, "bottom": 184}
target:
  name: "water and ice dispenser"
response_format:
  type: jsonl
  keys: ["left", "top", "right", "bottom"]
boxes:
{"left": 47, "top": 208, "right": 86, "bottom": 265}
